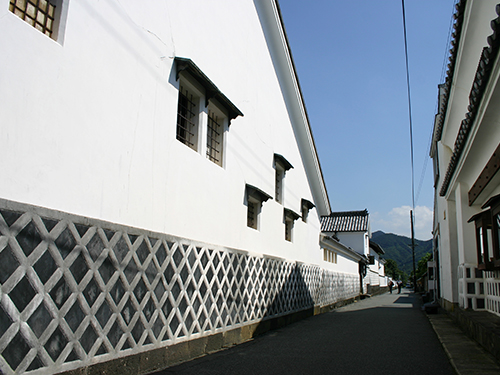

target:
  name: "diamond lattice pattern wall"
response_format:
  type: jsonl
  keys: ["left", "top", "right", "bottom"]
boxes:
{"left": 0, "top": 200, "right": 359, "bottom": 374}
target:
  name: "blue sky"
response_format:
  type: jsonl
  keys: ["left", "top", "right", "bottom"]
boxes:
{"left": 279, "top": 0, "right": 457, "bottom": 240}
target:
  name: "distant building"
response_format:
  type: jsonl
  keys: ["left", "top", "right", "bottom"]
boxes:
{"left": 430, "top": 0, "right": 500, "bottom": 317}
{"left": 321, "top": 210, "right": 387, "bottom": 294}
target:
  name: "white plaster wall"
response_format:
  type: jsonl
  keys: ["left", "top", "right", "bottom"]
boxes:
{"left": 336, "top": 232, "right": 366, "bottom": 255}
{"left": 0, "top": 1, "right": 325, "bottom": 266}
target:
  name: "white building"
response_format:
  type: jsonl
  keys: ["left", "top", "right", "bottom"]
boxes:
{"left": 0, "top": 1, "right": 363, "bottom": 374}
{"left": 431, "top": 0, "right": 500, "bottom": 316}
{"left": 321, "top": 210, "right": 386, "bottom": 294}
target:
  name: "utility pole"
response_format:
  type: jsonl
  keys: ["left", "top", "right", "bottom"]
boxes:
{"left": 410, "top": 210, "right": 417, "bottom": 291}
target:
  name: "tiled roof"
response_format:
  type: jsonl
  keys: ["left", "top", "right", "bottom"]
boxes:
{"left": 434, "top": 0, "right": 466, "bottom": 143}
{"left": 440, "top": 3, "right": 500, "bottom": 196}
{"left": 320, "top": 209, "right": 369, "bottom": 232}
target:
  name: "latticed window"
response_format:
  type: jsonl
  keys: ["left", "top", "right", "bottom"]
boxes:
{"left": 206, "top": 109, "right": 223, "bottom": 166}
{"left": 176, "top": 85, "right": 198, "bottom": 149}
{"left": 323, "top": 248, "right": 337, "bottom": 263}
{"left": 285, "top": 216, "right": 293, "bottom": 242}
{"left": 9, "top": 0, "right": 56, "bottom": 38}
{"left": 247, "top": 200, "right": 258, "bottom": 229}
{"left": 275, "top": 166, "right": 284, "bottom": 204}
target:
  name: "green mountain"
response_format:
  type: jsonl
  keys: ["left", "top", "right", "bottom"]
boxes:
{"left": 371, "top": 230, "right": 432, "bottom": 274}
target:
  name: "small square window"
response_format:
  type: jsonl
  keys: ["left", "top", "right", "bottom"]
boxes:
{"left": 274, "top": 154, "right": 293, "bottom": 205}
{"left": 284, "top": 208, "right": 300, "bottom": 242}
{"left": 246, "top": 184, "right": 272, "bottom": 231}
{"left": 301, "top": 199, "right": 315, "bottom": 223}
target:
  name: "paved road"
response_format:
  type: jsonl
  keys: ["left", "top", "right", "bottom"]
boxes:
{"left": 150, "top": 290, "right": 454, "bottom": 375}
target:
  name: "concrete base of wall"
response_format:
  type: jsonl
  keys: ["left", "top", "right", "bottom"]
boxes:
{"left": 439, "top": 298, "right": 500, "bottom": 362}
{"left": 57, "top": 297, "right": 360, "bottom": 375}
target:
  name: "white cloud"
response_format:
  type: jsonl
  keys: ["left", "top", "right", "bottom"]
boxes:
{"left": 371, "top": 205, "right": 433, "bottom": 240}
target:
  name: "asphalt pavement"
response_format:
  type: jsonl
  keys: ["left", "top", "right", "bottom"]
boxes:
{"left": 149, "top": 289, "right": 457, "bottom": 375}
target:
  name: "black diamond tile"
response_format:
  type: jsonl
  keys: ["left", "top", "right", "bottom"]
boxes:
{"left": 152, "top": 316, "right": 163, "bottom": 339}
{"left": 42, "top": 217, "right": 58, "bottom": 233}
{"left": 95, "top": 343, "right": 107, "bottom": 356}
{"left": 80, "top": 324, "right": 98, "bottom": 354}
{"left": 133, "top": 277, "right": 147, "bottom": 304}
{"left": 74, "top": 223, "right": 89, "bottom": 238}
{"left": 164, "top": 263, "right": 174, "bottom": 284}
{"left": 50, "top": 277, "right": 72, "bottom": 309}
{"left": 55, "top": 227, "right": 76, "bottom": 259}
{"left": 2, "top": 331, "right": 31, "bottom": 371}
{"left": 28, "top": 302, "right": 52, "bottom": 338}
{"left": 143, "top": 297, "right": 155, "bottom": 322}
{"left": 0, "top": 304, "right": 13, "bottom": 338}
{"left": 107, "top": 321, "right": 123, "bottom": 348}
{"left": 200, "top": 251, "right": 209, "bottom": 268}
{"left": 180, "top": 264, "right": 189, "bottom": 283}
{"left": 124, "top": 259, "right": 139, "bottom": 284}
{"left": 113, "top": 235, "right": 129, "bottom": 264}
{"left": 144, "top": 333, "right": 152, "bottom": 344}
{"left": 185, "top": 311, "right": 194, "bottom": 333}
{"left": 110, "top": 278, "right": 126, "bottom": 305}
{"left": 16, "top": 220, "right": 42, "bottom": 257}
{"left": 188, "top": 249, "right": 196, "bottom": 267}
{"left": 149, "top": 237, "right": 158, "bottom": 248}
{"left": 87, "top": 232, "right": 104, "bottom": 261}
{"left": 178, "top": 296, "right": 188, "bottom": 316}
{"left": 169, "top": 314, "right": 179, "bottom": 336}
{"left": 0, "top": 209, "right": 22, "bottom": 227}
{"left": 66, "top": 301, "right": 85, "bottom": 333}
{"left": 26, "top": 355, "right": 44, "bottom": 371}
{"left": 145, "top": 262, "right": 156, "bottom": 284}
{"left": 172, "top": 248, "right": 183, "bottom": 268}
{"left": 128, "top": 233, "right": 139, "bottom": 245}
{"left": 171, "top": 280, "right": 181, "bottom": 302}
{"left": 136, "top": 239, "right": 149, "bottom": 265}
{"left": 83, "top": 278, "right": 100, "bottom": 307}
{"left": 65, "top": 349, "right": 80, "bottom": 363}
{"left": 154, "top": 280, "right": 165, "bottom": 301}
{"left": 99, "top": 255, "right": 115, "bottom": 285}
{"left": 122, "top": 338, "right": 132, "bottom": 350}
{"left": 162, "top": 298, "right": 172, "bottom": 320}
{"left": 33, "top": 250, "right": 57, "bottom": 284}
{"left": 45, "top": 326, "right": 68, "bottom": 361}
{"left": 10, "top": 276, "right": 36, "bottom": 312}
{"left": 155, "top": 242, "right": 167, "bottom": 266}
{"left": 121, "top": 297, "right": 135, "bottom": 325}
{"left": 96, "top": 301, "right": 112, "bottom": 329}
{"left": 69, "top": 252, "right": 88, "bottom": 284}
{"left": 0, "top": 244, "right": 20, "bottom": 284}
{"left": 131, "top": 319, "right": 144, "bottom": 343}
{"left": 103, "top": 229, "right": 115, "bottom": 242}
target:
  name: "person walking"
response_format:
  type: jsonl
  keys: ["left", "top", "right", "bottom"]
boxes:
{"left": 398, "top": 281, "right": 402, "bottom": 294}
{"left": 388, "top": 280, "right": 393, "bottom": 294}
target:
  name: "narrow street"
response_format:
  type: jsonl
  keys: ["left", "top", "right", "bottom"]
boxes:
{"left": 150, "top": 290, "right": 454, "bottom": 375}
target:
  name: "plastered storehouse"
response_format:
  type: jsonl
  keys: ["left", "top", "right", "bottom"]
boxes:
{"left": 0, "top": 1, "right": 363, "bottom": 374}
{"left": 431, "top": 0, "right": 500, "bottom": 318}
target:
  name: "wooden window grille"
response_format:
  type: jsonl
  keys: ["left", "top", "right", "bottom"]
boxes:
{"left": 206, "top": 109, "right": 223, "bottom": 166}
{"left": 9, "top": 0, "right": 56, "bottom": 38}
{"left": 176, "top": 86, "right": 197, "bottom": 149}
{"left": 285, "top": 217, "right": 293, "bottom": 242}
{"left": 275, "top": 167, "right": 284, "bottom": 204}
{"left": 247, "top": 200, "right": 258, "bottom": 229}
{"left": 323, "top": 249, "right": 337, "bottom": 263}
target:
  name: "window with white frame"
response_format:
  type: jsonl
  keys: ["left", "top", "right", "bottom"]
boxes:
{"left": 274, "top": 154, "right": 293, "bottom": 204}
{"left": 176, "top": 82, "right": 200, "bottom": 150}
{"left": 246, "top": 184, "right": 272, "bottom": 230}
{"left": 9, "top": 0, "right": 67, "bottom": 42}
{"left": 206, "top": 103, "right": 226, "bottom": 167}
{"left": 174, "top": 57, "right": 243, "bottom": 167}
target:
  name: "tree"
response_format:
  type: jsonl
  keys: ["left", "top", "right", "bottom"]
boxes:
{"left": 416, "top": 252, "right": 432, "bottom": 280}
